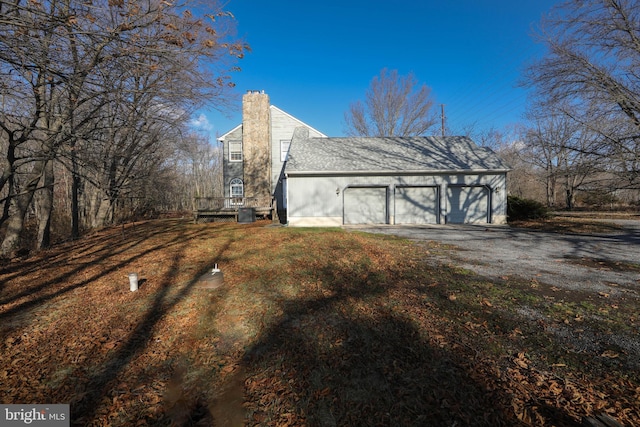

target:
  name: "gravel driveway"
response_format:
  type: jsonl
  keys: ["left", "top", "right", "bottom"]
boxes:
{"left": 353, "top": 223, "right": 640, "bottom": 298}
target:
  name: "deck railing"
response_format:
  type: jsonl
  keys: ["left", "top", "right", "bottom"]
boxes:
{"left": 194, "top": 196, "right": 273, "bottom": 212}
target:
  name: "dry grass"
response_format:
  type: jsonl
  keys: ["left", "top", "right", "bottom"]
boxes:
{"left": 510, "top": 218, "right": 623, "bottom": 234}
{"left": 1, "top": 219, "right": 638, "bottom": 426}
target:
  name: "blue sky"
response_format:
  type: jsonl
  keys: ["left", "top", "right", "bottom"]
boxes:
{"left": 196, "top": 0, "right": 558, "bottom": 139}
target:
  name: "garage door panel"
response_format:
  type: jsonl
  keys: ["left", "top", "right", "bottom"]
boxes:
{"left": 447, "top": 186, "right": 489, "bottom": 224}
{"left": 344, "top": 187, "right": 387, "bottom": 224}
{"left": 395, "top": 186, "right": 438, "bottom": 224}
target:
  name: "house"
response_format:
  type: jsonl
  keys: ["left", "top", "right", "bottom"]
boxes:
{"left": 214, "top": 90, "right": 327, "bottom": 221}
{"left": 215, "top": 90, "right": 509, "bottom": 226}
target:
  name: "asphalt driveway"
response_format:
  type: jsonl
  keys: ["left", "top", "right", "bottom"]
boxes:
{"left": 353, "top": 223, "right": 640, "bottom": 298}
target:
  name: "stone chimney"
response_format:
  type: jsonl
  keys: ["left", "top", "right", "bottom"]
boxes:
{"left": 242, "top": 90, "right": 271, "bottom": 200}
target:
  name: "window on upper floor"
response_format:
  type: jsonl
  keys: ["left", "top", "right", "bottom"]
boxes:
{"left": 280, "top": 139, "right": 291, "bottom": 162}
{"left": 229, "top": 141, "right": 242, "bottom": 162}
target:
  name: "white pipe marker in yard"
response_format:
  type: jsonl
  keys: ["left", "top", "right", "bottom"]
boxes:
{"left": 128, "top": 273, "right": 139, "bottom": 292}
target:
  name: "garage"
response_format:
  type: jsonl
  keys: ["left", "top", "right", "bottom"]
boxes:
{"left": 344, "top": 187, "right": 387, "bottom": 224}
{"left": 447, "top": 185, "right": 490, "bottom": 224}
{"left": 285, "top": 136, "right": 509, "bottom": 227}
{"left": 394, "top": 186, "right": 439, "bottom": 224}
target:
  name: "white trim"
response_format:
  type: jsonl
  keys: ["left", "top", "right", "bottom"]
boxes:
{"left": 288, "top": 217, "right": 343, "bottom": 227}
{"left": 230, "top": 178, "right": 244, "bottom": 198}
{"left": 229, "top": 140, "right": 243, "bottom": 162}
{"left": 286, "top": 169, "right": 510, "bottom": 177}
{"left": 217, "top": 124, "right": 242, "bottom": 142}
{"left": 280, "top": 139, "right": 291, "bottom": 162}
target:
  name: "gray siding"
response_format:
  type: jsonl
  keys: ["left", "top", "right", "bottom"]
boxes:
{"left": 269, "top": 106, "right": 326, "bottom": 214}
{"left": 222, "top": 126, "right": 244, "bottom": 197}
{"left": 286, "top": 172, "right": 507, "bottom": 226}
{"left": 270, "top": 107, "right": 326, "bottom": 189}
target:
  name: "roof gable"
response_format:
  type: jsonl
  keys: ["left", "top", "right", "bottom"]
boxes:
{"left": 285, "top": 136, "right": 511, "bottom": 174}
{"left": 269, "top": 106, "right": 327, "bottom": 138}
{"left": 216, "top": 105, "right": 327, "bottom": 141}
{"left": 217, "top": 123, "right": 242, "bottom": 141}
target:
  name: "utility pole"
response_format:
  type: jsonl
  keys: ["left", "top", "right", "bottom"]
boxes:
{"left": 440, "top": 104, "right": 446, "bottom": 137}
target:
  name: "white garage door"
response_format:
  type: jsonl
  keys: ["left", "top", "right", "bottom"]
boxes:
{"left": 447, "top": 186, "right": 489, "bottom": 224}
{"left": 395, "top": 186, "right": 439, "bottom": 224}
{"left": 344, "top": 187, "right": 387, "bottom": 224}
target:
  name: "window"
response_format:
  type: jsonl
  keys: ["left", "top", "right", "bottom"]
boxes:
{"left": 229, "top": 141, "right": 242, "bottom": 162}
{"left": 280, "top": 139, "right": 291, "bottom": 162}
{"left": 230, "top": 178, "right": 244, "bottom": 198}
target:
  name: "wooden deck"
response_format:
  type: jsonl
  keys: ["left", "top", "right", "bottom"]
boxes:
{"left": 193, "top": 197, "right": 274, "bottom": 223}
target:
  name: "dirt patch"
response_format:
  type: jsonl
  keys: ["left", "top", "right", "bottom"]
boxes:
{"left": 563, "top": 255, "right": 640, "bottom": 273}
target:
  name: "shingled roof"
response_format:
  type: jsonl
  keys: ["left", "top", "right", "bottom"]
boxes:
{"left": 285, "top": 136, "right": 511, "bottom": 175}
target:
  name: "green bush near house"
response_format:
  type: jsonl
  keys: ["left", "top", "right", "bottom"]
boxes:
{"left": 507, "top": 195, "right": 550, "bottom": 221}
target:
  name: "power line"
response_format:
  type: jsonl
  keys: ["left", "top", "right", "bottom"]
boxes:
{"left": 443, "top": 42, "right": 540, "bottom": 132}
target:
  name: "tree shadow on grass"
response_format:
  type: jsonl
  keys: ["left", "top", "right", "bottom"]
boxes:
{"left": 3, "top": 222, "right": 597, "bottom": 425}
{"left": 0, "top": 220, "right": 202, "bottom": 320}
{"left": 69, "top": 234, "right": 235, "bottom": 426}
{"left": 238, "top": 263, "right": 531, "bottom": 427}
{"left": 0, "top": 219, "right": 242, "bottom": 425}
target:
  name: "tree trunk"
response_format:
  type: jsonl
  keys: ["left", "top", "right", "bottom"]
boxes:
{"left": 71, "top": 155, "right": 81, "bottom": 239}
{"left": 0, "top": 138, "right": 17, "bottom": 228}
{"left": 35, "top": 159, "right": 54, "bottom": 250}
{"left": 546, "top": 173, "right": 556, "bottom": 208}
{"left": 566, "top": 188, "right": 574, "bottom": 210}
{"left": 93, "top": 196, "right": 114, "bottom": 228}
{"left": 0, "top": 161, "right": 45, "bottom": 257}
{"left": 564, "top": 170, "right": 575, "bottom": 211}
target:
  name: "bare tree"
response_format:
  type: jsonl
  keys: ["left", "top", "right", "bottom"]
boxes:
{"left": 521, "top": 101, "right": 603, "bottom": 208}
{"left": 495, "top": 141, "right": 539, "bottom": 201}
{"left": 0, "top": 0, "right": 246, "bottom": 256}
{"left": 462, "top": 124, "right": 543, "bottom": 201}
{"left": 525, "top": 0, "right": 640, "bottom": 190}
{"left": 175, "top": 133, "right": 224, "bottom": 201}
{"left": 344, "top": 68, "right": 437, "bottom": 137}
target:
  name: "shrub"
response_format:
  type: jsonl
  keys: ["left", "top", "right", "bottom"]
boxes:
{"left": 507, "top": 195, "right": 549, "bottom": 221}
{"left": 578, "top": 190, "right": 619, "bottom": 208}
